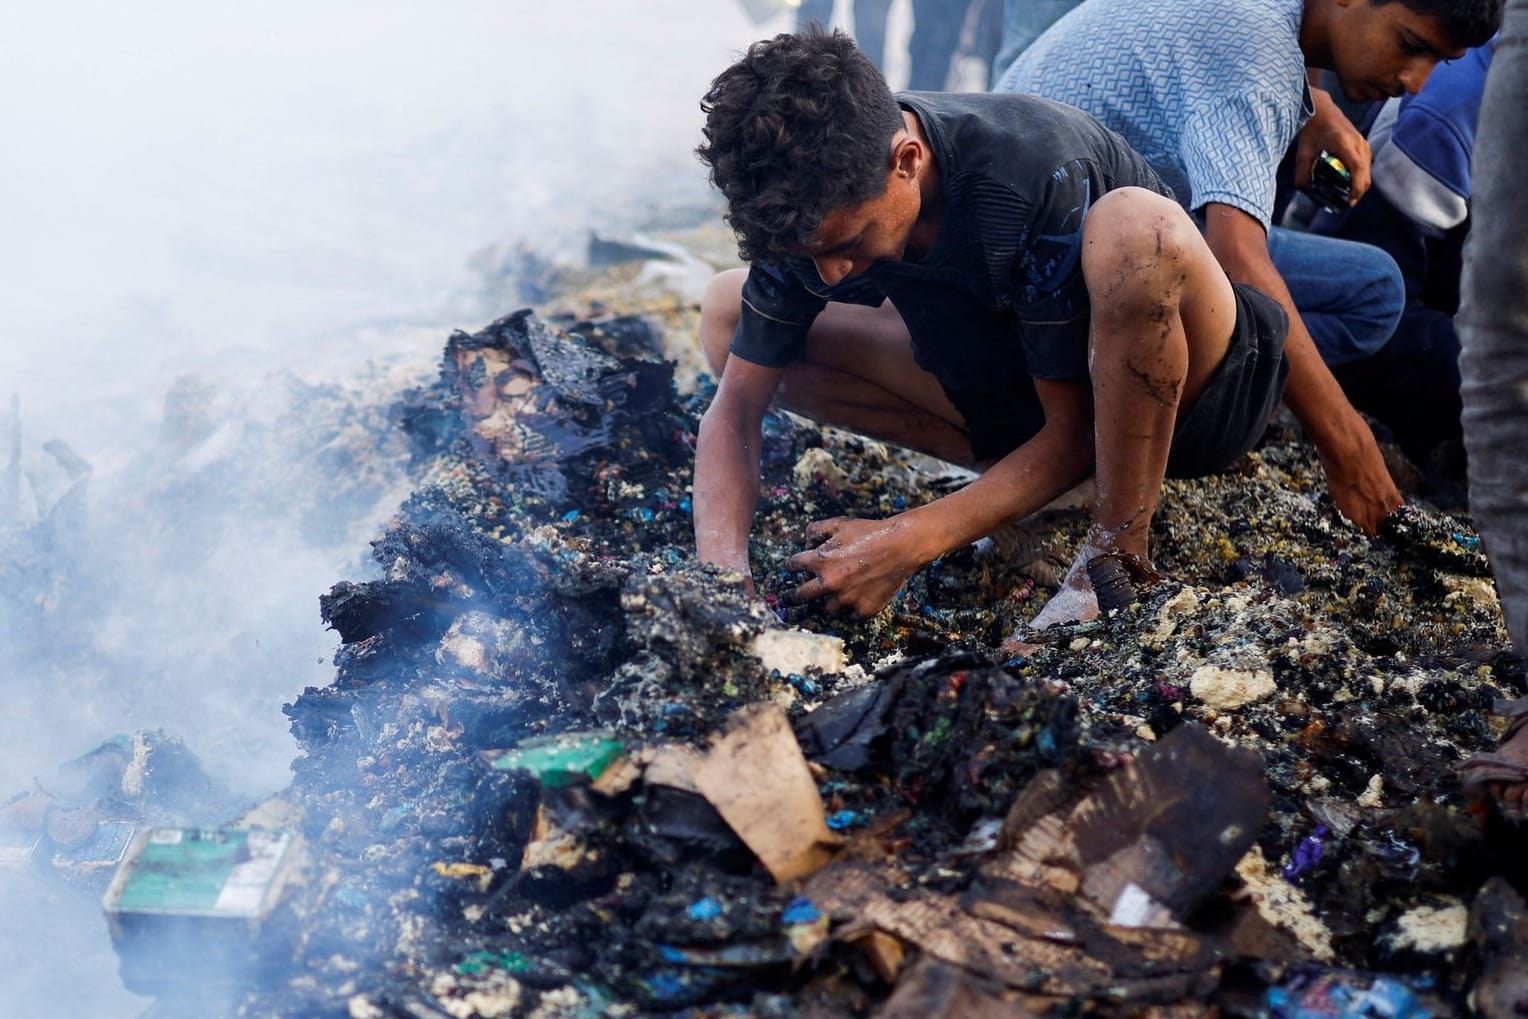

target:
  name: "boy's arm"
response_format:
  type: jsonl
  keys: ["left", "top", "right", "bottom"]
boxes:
{"left": 1202, "top": 202, "right": 1401, "bottom": 532}
{"left": 787, "top": 376, "right": 1095, "bottom": 616}
{"left": 693, "top": 355, "right": 786, "bottom": 595}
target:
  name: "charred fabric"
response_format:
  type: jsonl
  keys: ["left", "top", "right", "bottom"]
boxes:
{"left": 113, "top": 308, "right": 1528, "bottom": 1014}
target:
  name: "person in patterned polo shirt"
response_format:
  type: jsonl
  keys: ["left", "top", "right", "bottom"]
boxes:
{"left": 996, "top": 0, "right": 1500, "bottom": 537}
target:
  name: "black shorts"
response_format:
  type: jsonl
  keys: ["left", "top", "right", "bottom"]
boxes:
{"left": 953, "top": 281, "right": 1288, "bottom": 475}
{"left": 1163, "top": 282, "right": 1290, "bottom": 478}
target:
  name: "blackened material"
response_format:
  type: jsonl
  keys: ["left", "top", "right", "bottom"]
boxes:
{"left": 795, "top": 677, "right": 904, "bottom": 772}
{"left": 1068, "top": 723, "right": 1268, "bottom": 920}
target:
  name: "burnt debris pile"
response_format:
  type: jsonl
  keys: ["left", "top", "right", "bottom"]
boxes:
{"left": 91, "top": 305, "right": 1528, "bottom": 1016}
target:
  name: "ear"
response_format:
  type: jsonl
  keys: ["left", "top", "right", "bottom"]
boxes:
{"left": 890, "top": 135, "right": 923, "bottom": 182}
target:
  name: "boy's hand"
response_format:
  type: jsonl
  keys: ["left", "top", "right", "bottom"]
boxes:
{"left": 1317, "top": 424, "right": 1401, "bottom": 533}
{"left": 1296, "top": 87, "right": 1372, "bottom": 205}
{"left": 785, "top": 516, "right": 928, "bottom": 617}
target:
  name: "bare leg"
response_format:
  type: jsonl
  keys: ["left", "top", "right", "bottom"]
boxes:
{"left": 1028, "top": 188, "right": 1238, "bottom": 630}
{"left": 700, "top": 268, "right": 975, "bottom": 465}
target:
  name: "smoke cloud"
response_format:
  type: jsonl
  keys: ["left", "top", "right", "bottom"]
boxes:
{"left": 0, "top": 2, "right": 780, "bottom": 1013}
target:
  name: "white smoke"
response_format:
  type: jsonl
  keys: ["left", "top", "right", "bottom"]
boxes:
{"left": 0, "top": 2, "right": 783, "bottom": 1014}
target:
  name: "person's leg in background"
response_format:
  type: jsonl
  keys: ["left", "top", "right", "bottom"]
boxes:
{"left": 795, "top": 0, "right": 836, "bottom": 31}
{"left": 1267, "top": 226, "right": 1404, "bottom": 367}
{"left": 969, "top": 0, "right": 1004, "bottom": 74}
{"left": 852, "top": 0, "right": 894, "bottom": 71}
{"left": 908, "top": 0, "right": 966, "bottom": 89}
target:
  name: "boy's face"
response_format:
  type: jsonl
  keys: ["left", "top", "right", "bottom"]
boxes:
{"left": 800, "top": 138, "right": 923, "bottom": 287}
{"left": 1328, "top": 0, "right": 1466, "bottom": 100}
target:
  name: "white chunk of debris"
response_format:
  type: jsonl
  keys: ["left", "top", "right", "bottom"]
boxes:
{"left": 1189, "top": 665, "right": 1277, "bottom": 709}
{"left": 437, "top": 611, "right": 519, "bottom": 673}
{"left": 458, "top": 987, "right": 523, "bottom": 1019}
{"left": 750, "top": 628, "right": 846, "bottom": 676}
{"left": 530, "top": 987, "right": 592, "bottom": 1019}
{"left": 348, "top": 996, "right": 386, "bottom": 1019}
{"left": 1143, "top": 587, "right": 1201, "bottom": 642}
{"left": 792, "top": 447, "right": 848, "bottom": 492}
{"left": 1109, "top": 881, "right": 1175, "bottom": 928}
{"left": 1441, "top": 575, "right": 1500, "bottom": 614}
{"left": 1386, "top": 899, "right": 1469, "bottom": 953}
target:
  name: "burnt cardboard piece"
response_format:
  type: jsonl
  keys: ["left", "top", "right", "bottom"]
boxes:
{"left": 688, "top": 703, "right": 843, "bottom": 883}
{"left": 992, "top": 723, "right": 1269, "bottom": 929}
{"left": 1065, "top": 724, "right": 1269, "bottom": 923}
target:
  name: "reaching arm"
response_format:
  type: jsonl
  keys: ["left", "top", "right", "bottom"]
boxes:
{"left": 787, "top": 376, "right": 1096, "bottom": 616}
{"left": 1202, "top": 203, "right": 1401, "bottom": 532}
{"left": 693, "top": 355, "right": 784, "bottom": 594}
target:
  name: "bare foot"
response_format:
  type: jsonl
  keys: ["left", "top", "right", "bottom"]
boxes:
{"left": 1026, "top": 548, "right": 1100, "bottom": 632}
{"left": 1014, "top": 521, "right": 1159, "bottom": 634}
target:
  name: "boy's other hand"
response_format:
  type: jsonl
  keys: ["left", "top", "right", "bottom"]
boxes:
{"left": 1319, "top": 426, "right": 1402, "bottom": 533}
{"left": 784, "top": 516, "right": 926, "bottom": 617}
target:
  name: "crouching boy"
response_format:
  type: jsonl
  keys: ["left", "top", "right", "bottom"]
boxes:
{"left": 692, "top": 30, "right": 1290, "bottom": 629}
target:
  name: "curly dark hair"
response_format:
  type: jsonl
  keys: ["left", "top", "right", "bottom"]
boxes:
{"left": 1377, "top": 0, "right": 1502, "bottom": 48}
{"left": 695, "top": 29, "right": 906, "bottom": 263}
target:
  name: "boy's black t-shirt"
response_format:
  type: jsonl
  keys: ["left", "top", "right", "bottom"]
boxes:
{"left": 729, "top": 91, "right": 1171, "bottom": 453}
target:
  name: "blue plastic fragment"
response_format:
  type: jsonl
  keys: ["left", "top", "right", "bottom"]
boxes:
{"left": 787, "top": 673, "right": 818, "bottom": 696}
{"left": 562, "top": 509, "right": 581, "bottom": 523}
{"left": 1450, "top": 532, "right": 1481, "bottom": 550}
{"left": 782, "top": 897, "right": 821, "bottom": 925}
{"left": 687, "top": 897, "right": 722, "bottom": 921}
{"left": 826, "top": 809, "right": 866, "bottom": 832}
{"left": 657, "top": 945, "right": 688, "bottom": 963}
{"left": 628, "top": 506, "right": 656, "bottom": 524}
{"left": 646, "top": 972, "right": 689, "bottom": 1000}
{"left": 678, "top": 497, "right": 692, "bottom": 513}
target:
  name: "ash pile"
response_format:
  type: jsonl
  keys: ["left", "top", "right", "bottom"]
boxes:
{"left": 121, "top": 301, "right": 1528, "bottom": 1016}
